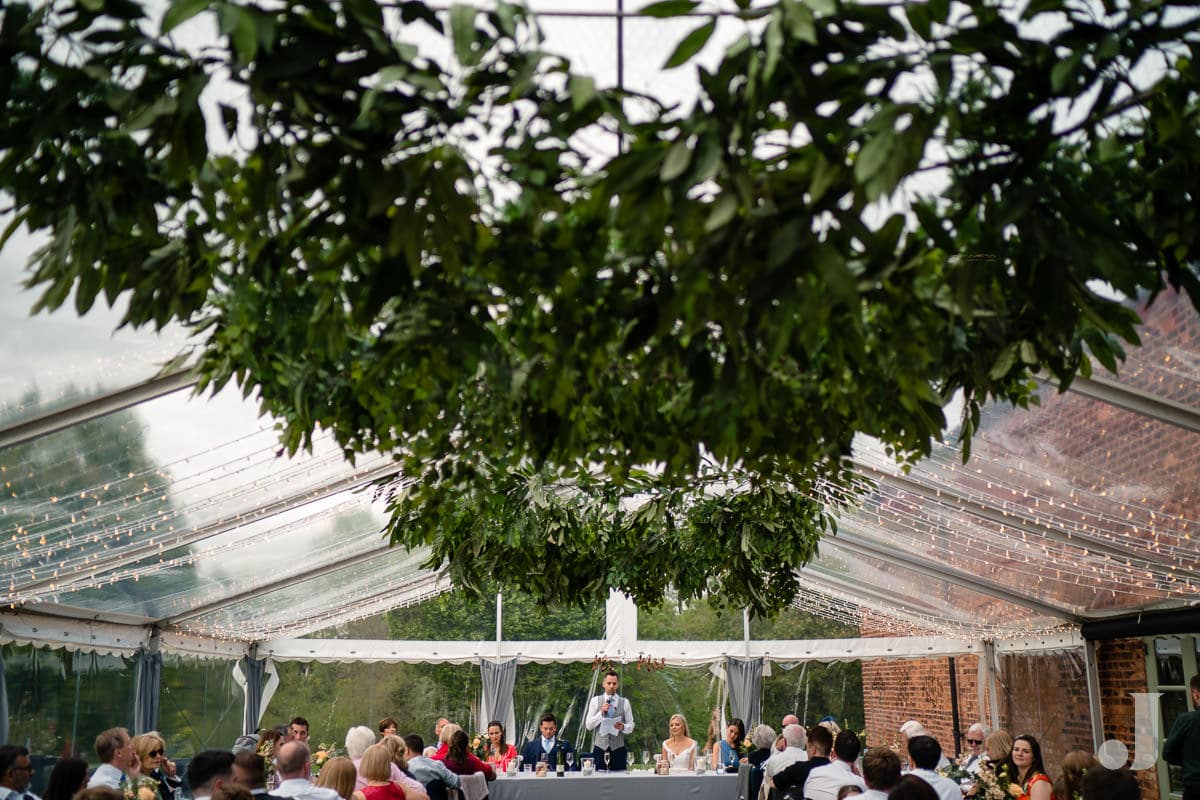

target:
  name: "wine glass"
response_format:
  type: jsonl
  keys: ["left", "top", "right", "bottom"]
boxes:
{"left": 516, "top": 755, "right": 524, "bottom": 774}
{"left": 641, "top": 749, "right": 649, "bottom": 768}
{"left": 566, "top": 752, "right": 575, "bottom": 771}
{"left": 604, "top": 751, "right": 611, "bottom": 772}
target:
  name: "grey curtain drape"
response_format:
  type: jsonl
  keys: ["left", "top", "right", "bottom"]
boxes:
{"left": 725, "top": 657, "right": 764, "bottom": 728}
{"left": 241, "top": 656, "right": 267, "bottom": 735}
{"left": 133, "top": 649, "right": 163, "bottom": 734}
{"left": 479, "top": 658, "right": 517, "bottom": 736}
{"left": 0, "top": 640, "right": 9, "bottom": 744}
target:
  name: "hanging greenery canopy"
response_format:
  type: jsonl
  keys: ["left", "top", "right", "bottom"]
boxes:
{"left": 1, "top": 0, "right": 1197, "bottom": 617}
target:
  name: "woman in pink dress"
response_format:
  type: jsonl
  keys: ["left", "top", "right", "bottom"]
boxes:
{"left": 483, "top": 721, "right": 518, "bottom": 772}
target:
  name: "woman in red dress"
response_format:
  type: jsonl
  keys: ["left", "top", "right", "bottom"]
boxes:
{"left": 483, "top": 721, "right": 518, "bottom": 772}
{"left": 1006, "top": 735, "right": 1053, "bottom": 800}
{"left": 437, "top": 731, "right": 496, "bottom": 781}
{"left": 359, "top": 745, "right": 405, "bottom": 800}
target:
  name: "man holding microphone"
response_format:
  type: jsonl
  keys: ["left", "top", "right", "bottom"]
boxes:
{"left": 586, "top": 670, "right": 636, "bottom": 772}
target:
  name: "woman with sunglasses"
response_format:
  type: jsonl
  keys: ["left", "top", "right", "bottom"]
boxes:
{"left": 131, "top": 733, "right": 181, "bottom": 800}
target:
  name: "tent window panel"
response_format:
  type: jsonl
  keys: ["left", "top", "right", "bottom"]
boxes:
{"left": 763, "top": 661, "right": 864, "bottom": 733}
{"left": 996, "top": 650, "right": 1093, "bottom": 777}
{"left": 637, "top": 600, "right": 742, "bottom": 641}
{"left": 159, "top": 654, "right": 244, "bottom": 758}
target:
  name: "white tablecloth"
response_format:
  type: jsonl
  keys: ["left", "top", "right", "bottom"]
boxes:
{"left": 488, "top": 772, "right": 737, "bottom": 800}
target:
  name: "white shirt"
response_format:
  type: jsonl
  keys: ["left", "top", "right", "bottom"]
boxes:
{"left": 88, "top": 764, "right": 125, "bottom": 790}
{"left": 585, "top": 693, "right": 636, "bottom": 744}
{"left": 912, "top": 768, "right": 964, "bottom": 800}
{"left": 765, "top": 747, "right": 808, "bottom": 779}
{"left": 804, "top": 760, "right": 865, "bottom": 800}
{"left": 273, "top": 778, "right": 341, "bottom": 800}
{"left": 962, "top": 754, "right": 984, "bottom": 775}
{"left": 1, "top": 789, "right": 42, "bottom": 800}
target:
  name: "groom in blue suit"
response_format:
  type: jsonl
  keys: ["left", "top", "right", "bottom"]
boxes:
{"left": 520, "top": 714, "right": 578, "bottom": 770}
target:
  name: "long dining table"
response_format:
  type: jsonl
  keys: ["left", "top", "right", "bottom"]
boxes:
{"left": 485, "top": 770, "right": 739, "bottom": 800}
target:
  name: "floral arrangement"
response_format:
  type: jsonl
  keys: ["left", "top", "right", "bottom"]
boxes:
{"left": 470, "top": 733, "right": 490, "bottom": 760}
{"left": 938, "top": 762, "right": 974, "bottom": 783}
{"left": 311, "top": 743, "right": 341, "bottom": 777}
{"left": 124, "top": 776, "right": 161, "bottom": 800}
{"left": 738, "top": 738, "right": 754, "bottom": 757}
{"left": 976, "top": 763, "right": 1017, "bottom": 800}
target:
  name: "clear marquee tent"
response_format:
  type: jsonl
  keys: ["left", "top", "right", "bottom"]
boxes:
{"left": 2, "top": 0, "right": 1200, "bottom": 772}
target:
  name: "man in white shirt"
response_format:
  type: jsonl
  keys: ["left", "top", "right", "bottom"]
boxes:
{"left": 273, "top": 742, "right": 339, "bottom": 800}
{"left": 1, "top": 745, "right": 41, "bottom": 800}
{"left": 765, "top": 724, "right": 809, "bottom": 782}
{"left": 186, "top": 751, "right": 236, "bottom": 800}
{"left": 804, "top": 731, "right": 865, "bottom": 800}
{"left": 585, "top": 670, "right": 636, "bottom": 772}
{"left": 908, "top": 736, "right": 961, "bottom": 800}
{"left": 88, "top": 728, "right": 136, "bottom": 789}
{"left": 861, "top": 747, "right": 901, "bottom": 800}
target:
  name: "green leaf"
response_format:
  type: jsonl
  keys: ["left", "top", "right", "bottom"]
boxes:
{"left": 660, "top": 139, "right": 693, "bottom": 181}
{"left": 928, "top": 0, "right": 949, "bottom": 24}
{"left": 989, "top": 343, "right": 1018, "bottom": 380}
{"left": 568, "top": 74, "right": 595, "bottom": 112}
{"left": 638, "top": 0, "right": 700, "bottom": 17}
{"left": 1051, "top": 52, "right": 1083, "bottom": 93}
{"left": 704, "top": 193, "right": 739, "bottom": 232}
{"left": 854, "top": 131, "right": 893, "bottom": 185}
{"left": 663, "top": 18, "right": 716, "bottom": 69}
{"left": 450, "top": 4, "right": 478, "bottom": 66}
{"left": 161, "top": 0, "right": 210, "bottom": 34}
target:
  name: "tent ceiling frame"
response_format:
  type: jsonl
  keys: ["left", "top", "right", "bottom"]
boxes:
{"left": 13, "top": 462, "right": 401, "bottom": 599}
{"left": 823, "top": 530, "right": 1083, "bottom": 622}
{"left": 0, "top": 368, "right": 197, "bottom": 450}
{"left": 1064, "top": 372, "right": 1200, "bottom": 434}
{"left": 163, "top": 543, "right": 424, "bottom": 625}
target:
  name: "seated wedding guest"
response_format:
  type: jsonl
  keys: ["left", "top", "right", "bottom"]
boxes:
{"left": 482, "top": 721, "right": 517, "bottom": 772}
{"left": 379, "top": 720, "right": 398, "bottom": 739}
{"left": 433, "top": 726, "right": 461, "bottom": 761}
{"left": 89, "top": 729, "right": 138, "bottom": 789}
{"left": 774, "top": 726, "right": 834, "bottom": 800}
{"left": 274, "top": 742, "right": 338, "bottom": 800}
{"left": 891, "top": 775, "right": 939, "bottom": 800}
{"left": 347, "top": 728, "right": 407, "bottom": 794}
{"left": 982, "top": 731, "right": 1013, "bottom": 767}
{"left": 518, "top": 715, "right": 576, "bottom": 770}
{"left": 315, "top": 757, "right": 366, "bottom": 800}
{"left": 1, "top": 745, "right": 40, "bottom": 800}
{"left": 1003, "top": 735, "right": 1051, "bottom": 800}
{"left": 187, "top": 750, "right": 236, "bottom": 800}
{"left": 662, "top": 714, "right": 698, "bottom": 770}
{"left": 907, "top": 736, "right": 960, "bottom": 800}
{"left": 1054, "top": 750, "right": 1098, "bottom": 800}
{"left": 805, "top": 731, "right": 865, "bottom": 800}
{"left": 437, "top": 732, "right": 494, "bottom": 781}
{"left": 380, "top": 737, "right": 431, "bottom": 800}
{"left": 402, "top": 736, "right": 459, "bottom": 792}
{"left": 432, "top": 722, "right": 451, "bottom": 759}
{"left": 1081, "top": 768, "right": 1140, "bottom": 800}
{"left": 75, "top": 790, "right": 124, "bottom": 800}
{"left": 212, "top": 787, "right": 255, "bottom": 800}
{"left": 42, "top": 757, "right": 89, "bottom": 800}
{"left": 712, "top": 718, "right": 747, "bottom": 773}
{"left": 899, "top": 723, "right": 948, "bottom": 770}
{"left": 749, "top": 725, "right": 777, "bottom": 768}
{"left": 359, "top": 746, "right": 407, "bottom": 800}
{"left": 764, "top": 725, "right": 808, "bottom": 787}
{"left": 860, "top": 747, "right": 902, "bottom": 800}
{"left": 132, "top": 732, "right": 182, "bottom": 800}
{"left": 961, "top": 725, "right": 990, "bottom": 775}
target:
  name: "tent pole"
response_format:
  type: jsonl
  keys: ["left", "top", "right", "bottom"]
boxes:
{"left": 1084, "top": 639, "right": 1105, "bottom": 750}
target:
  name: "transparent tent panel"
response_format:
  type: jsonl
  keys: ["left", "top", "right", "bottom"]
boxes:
{"left": 2, "top": 383, "right": 396, "bottom": 605}
{"left": 0, "top": 223, "right": 195, "bottom": 427}
{"left": 44, "top": 490, "right": 395, "bottom": 621}
{"left": 1102, "top": 289, "right": 1200, "bottom": 408}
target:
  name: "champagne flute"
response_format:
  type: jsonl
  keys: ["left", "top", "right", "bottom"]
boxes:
{"left": 641, "top": 749, "right": 649, "bottom": 768}
{"left": 604, "top": 751, "right": 611, "bottom": 772}
{"left": 566, "top": 752, "right": 574, "bottom": 771}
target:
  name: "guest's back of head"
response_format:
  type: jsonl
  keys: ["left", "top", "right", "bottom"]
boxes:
{"left": 187, "top": 750, "right": 236, "bottom": 796}
{"left": 403, "top": 735, "right": 425, "bottom": 757}
{"left": 359, "top": 744, "right": 394, "bottom": 783}
{"left": 314, "top": 757, "right": 358, "bottom": 800}
{"left": 74, "top": 788, "right": 125, "bottom": 800}
{"left": 783, "top": 724, "right": 807, "bottom": 749}
{"left": 983, "top": 731, "right": 1013, "bottom": 763}
{"left": 345, "top": 726, "right": 377, "bottom": 760}
{"left": 1055, "top": 750, "right": 1099, "bottom": 800}
{"left": 232, "top": 751, "right": 267, "bottom": 791}
{"left": 751, "top": 725, "right": 777, "bottom": 750}
{"left": 1081, "top": 767, "right": 1140, "bottom": 800}
{"left": 808, "top": 726, "right": 834, "bottom": 758}
{"left": 832, "top": 731, "right": 861, "bottom": 764}
{"left": 837, "top": 786, "right": 863, "bottom": 800}
{"left": 44, "top": 757, "right": 89, "bottom": 800}
{"left": 275, "top": 741, "right": 311, "bottom": 780}
{"left": 211, "top": 786, "right": 254, "bottom": 800}
{"left": 891, "top": 774, "right": 940, "bottom": 800}
{"left": 862, "top": 747, "right": 902, "bottom": 792}
{"left": 908, "top": 736, "right": 943, "bottom": 771}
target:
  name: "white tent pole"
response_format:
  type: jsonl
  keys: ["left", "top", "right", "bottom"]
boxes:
{"left": 496, "top": 591, "right": 503, "bottom": 659}
{"left": 1084, "top": 639, "right": 1105, "bottom": 750}
{"left": 743, "top": 609, "right": 751, "bottom": 657}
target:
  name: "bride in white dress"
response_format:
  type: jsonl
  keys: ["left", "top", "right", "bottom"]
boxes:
{"left": 662, "top": 713, "right": 698, "bottom": 770}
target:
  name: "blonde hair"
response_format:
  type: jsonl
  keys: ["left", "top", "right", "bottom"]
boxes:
{"left": 669, "top": 714, "right": 691, "bottom": 738}
{"left": 984, "top": 731, "right": 1013, "bottom": 763}
{"left": 359, "top": 745, "right": 394, "bottom": 783}
{"left": 131, "top": 733, "right": 166, "bottom": 770}
{"left": 381, "top": 735, "right": 408, "bottom": 771}
{"left": 439, "top": 723, "right": 463, "bottom": 747}
{"left": 315, "top": 757, "right": 358, "bottom": 800}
